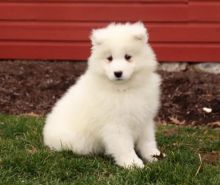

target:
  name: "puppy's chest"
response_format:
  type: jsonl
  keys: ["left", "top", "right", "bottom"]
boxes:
{"left": 99, "top": 90, "right": 149, "bottom": 121}
{"left": 120, "top": 96, "right": 148, "bottom": 120}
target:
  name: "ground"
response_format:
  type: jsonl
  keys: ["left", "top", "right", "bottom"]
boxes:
{"left": 0, "top": 114, "right": 219, "bottom": 185}
{"left": 0, "top": 60, "right": 219, "bottom": 127}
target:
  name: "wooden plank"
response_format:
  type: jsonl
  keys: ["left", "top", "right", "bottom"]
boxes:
{"left": 154, "top": 43, "right": 220, "bottom": 62}
{"left": 0, "top": 2, "right": 188, "bottom": 22}
{"left": 0, "top": 41, "right": 220, "bottom": 62}
{"left": 0, "top": 22, "right": 96, "bottom": 42}
{"left": 1, "top": 22, "right": 220, "bottom": 43}
{"left": 189, "top": 1, "right": 220, "bottom": 22}
{"left": 189, "top": 0, "right": 220, "bottom": 3}
{"left": 149, "top": 24, "right": 220, "bottom": 43}
{"left": 3, "top": 0, "right": 188, "bottom": 3}
{"left": 0, "top": 42, "right": 90, "bottom": 60}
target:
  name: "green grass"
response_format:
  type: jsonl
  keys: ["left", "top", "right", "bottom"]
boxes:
{"left": 0, "top": 114, "right": 219, "bottom": 185}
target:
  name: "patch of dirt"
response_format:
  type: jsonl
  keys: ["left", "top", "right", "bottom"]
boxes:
{"left": 0, "top": 60, "right": 220, "bottom": 127}
{"left": 162, "top": 128, "right": 179, "bottom": 137}
{"left": 201, "top": 152, "right": 219, "bottom": 165}
{"left": 0, "top": 61, "right": 86, "bottom": 115}
{"left": 158, "top": 70, "right": 220, "bottom": 127}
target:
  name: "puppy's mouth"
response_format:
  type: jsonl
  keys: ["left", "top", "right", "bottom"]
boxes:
{"left": 107, "top": 75, "right": 130, "bottom": 82}
{"left": 111, "top": 75, "right": 132, "bottom": 82}
{"left": 113, "top": 77, "right": 129, "bottom": 83}
{"left": 115, "top": 78, "right": 123, "bottom": 81}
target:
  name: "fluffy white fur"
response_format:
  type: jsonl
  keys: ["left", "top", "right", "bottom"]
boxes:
{"left": 43, "top": 22, "right": 161, "bottom": 168}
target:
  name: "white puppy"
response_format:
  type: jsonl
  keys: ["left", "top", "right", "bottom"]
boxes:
{"left": 43, "top": 22, "right": 161, "bottom": 168}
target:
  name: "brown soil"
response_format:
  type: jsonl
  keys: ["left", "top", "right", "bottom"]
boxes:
{"left": 201, "top": 152, "right": 219, "bottom": 165}
{"left": 159, "top": 70, "right": 220, "bottom": 127}
{"left": 162, "top": 128, "right": 179, "bottom": 137}
{"left": 0, "top": 61, "right": 220, "bottom": 127}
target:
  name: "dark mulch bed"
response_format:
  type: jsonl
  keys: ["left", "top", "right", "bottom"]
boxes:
{"left": 0, "top": 61, "right": 219, "bottom": 127}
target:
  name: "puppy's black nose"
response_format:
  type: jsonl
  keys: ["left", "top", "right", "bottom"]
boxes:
{"left": 114, "top": 71, "right": 123, "bottom": 78}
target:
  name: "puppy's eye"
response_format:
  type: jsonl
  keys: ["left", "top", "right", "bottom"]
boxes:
{"left": 107, "top": 56, "right": 113, "bottom": 62}
{"left": 125, "top": 54, "right": 132, "bottom": 61}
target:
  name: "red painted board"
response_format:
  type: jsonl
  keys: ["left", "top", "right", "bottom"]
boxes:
{"left": 0, "top": 2, "right": 188, "bottom": 22}
{"left": 0, "top": 41, "right": 220, "bottom": 62}
{"left": 189, "top": 1, "right": 220, "bottom": 22}
{"left": 2, "top": 0, "right": 188, "bottom": 2}
{"left": 1, "top": 22, "right": 220, "bottom": 43}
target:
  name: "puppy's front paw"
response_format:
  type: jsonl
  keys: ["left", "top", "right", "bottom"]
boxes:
{"left": 116, "top": 156, "right": 144, "bottom": 169}
{"left": 142, "top": 148, "right": 165, "bottom": 162}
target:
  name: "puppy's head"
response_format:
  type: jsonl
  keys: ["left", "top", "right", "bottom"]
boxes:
{"left": 88, "top": 22, "right": 157, "bottom": 82}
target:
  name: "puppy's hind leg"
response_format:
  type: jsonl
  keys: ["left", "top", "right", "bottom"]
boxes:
{"left": 101, "top": 124, "right": 144, "bottom": 169}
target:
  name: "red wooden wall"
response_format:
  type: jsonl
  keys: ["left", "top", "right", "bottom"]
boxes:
{"left": 0, "top": 0, "right": 220, "bottom": 62}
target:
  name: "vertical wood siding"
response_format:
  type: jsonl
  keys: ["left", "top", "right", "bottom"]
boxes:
{"left": 0, "top": 0, "right": 219, "bottom": 62}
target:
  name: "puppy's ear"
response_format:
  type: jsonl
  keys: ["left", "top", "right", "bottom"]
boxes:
{"left": 90, "top": 29, "right": 103, "bottom": 46}
{"left": 132, "top": 22, "right": 148, "bottom": 43}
